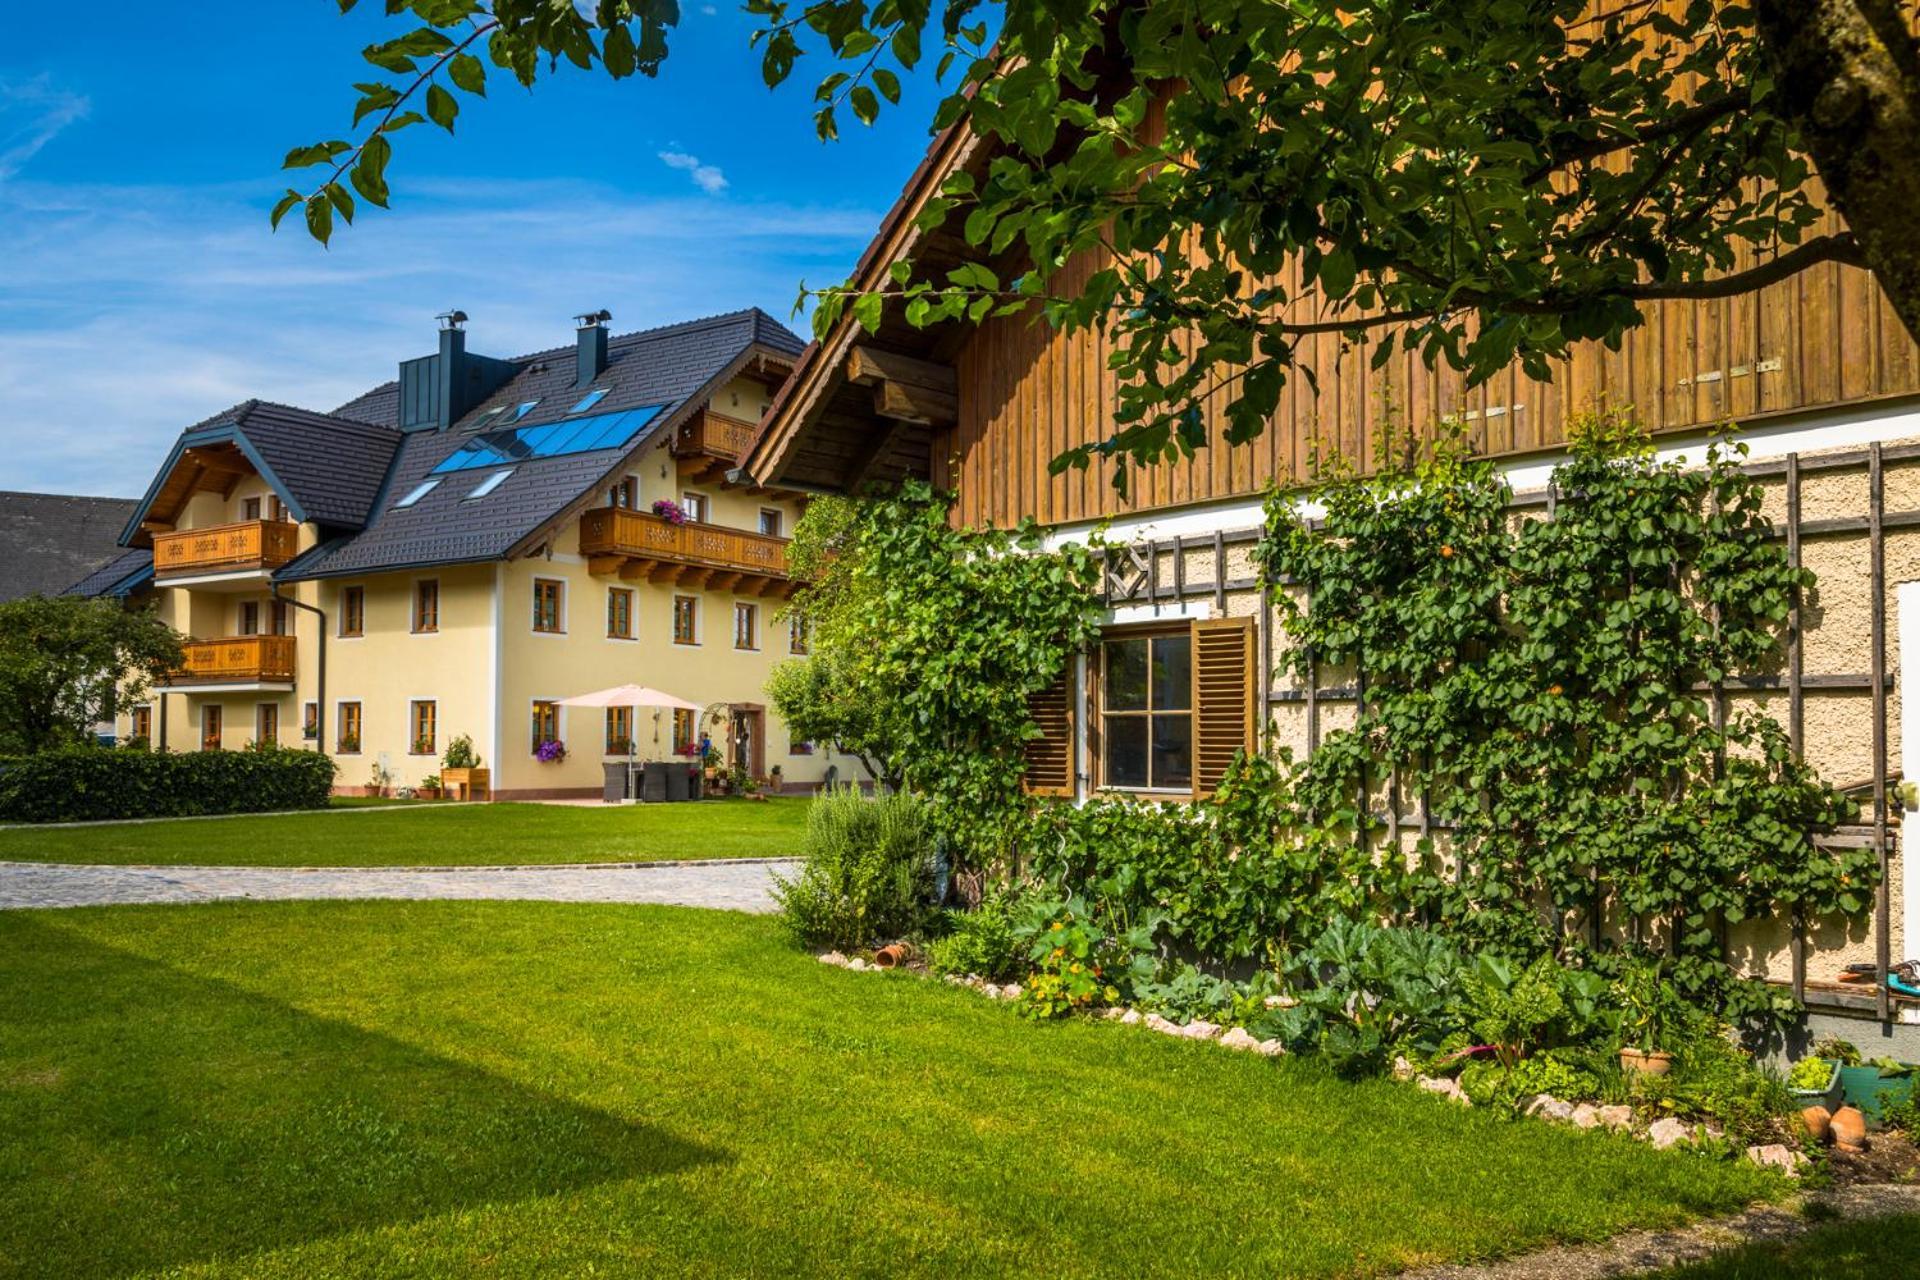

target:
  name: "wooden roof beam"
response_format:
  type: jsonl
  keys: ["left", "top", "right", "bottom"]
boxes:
{"left": 848, "top": 345, "right": 958, "bottom": 427}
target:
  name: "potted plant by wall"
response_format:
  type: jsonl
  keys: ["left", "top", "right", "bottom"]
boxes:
{"left": 439, "top": 734, "right": 488, "bottom": 801}
{"left": 1787, "top": 1053, "right": 1846, "bottom": 1114}
{"left": 368, "top": 760, "right": 393, "bottom": 799}
{"left": 419, "top": 773, "right": 442, "bottom": 800}
{"left": 768, "top": 764, "right": 784, "bottom": 794}
{"left": 1615, "top": 962, "right": 1676, "bottom": 1076}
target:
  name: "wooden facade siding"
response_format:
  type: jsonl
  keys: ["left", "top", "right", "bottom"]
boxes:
{"left": 935, "top": 198, "right": 1920, "bottom": 531}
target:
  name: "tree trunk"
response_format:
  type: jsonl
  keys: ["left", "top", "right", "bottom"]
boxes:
{"left": 1755, "top": 0, "right": 1920, "bottom": 344}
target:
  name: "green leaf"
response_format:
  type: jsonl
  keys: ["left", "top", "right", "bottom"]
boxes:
{"left": 305, "top": 193, "right": 335, "bottom": 246}
{"left": 851, "top": 291, "right": 884, "bottom": 334}
{"left": 449, "top": 52, "right": 487, "bottom": 95}
{"left": 269, "top": 189, "right": 303, "bottom": 230}
{"left": 425, "top": 84, "right": 459, "bottom": 133}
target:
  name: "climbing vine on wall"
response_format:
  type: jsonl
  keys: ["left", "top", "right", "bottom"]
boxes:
{"left": 780, "top": 480, "right": 1103, "bottom": 863}
{"left": 1255, "top": 415, "right": 1874, "bottom": 1016}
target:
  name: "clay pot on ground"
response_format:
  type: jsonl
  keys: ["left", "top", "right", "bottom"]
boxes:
{"left": 873, "top": 943, "right": 911, "bottom": 969}
{"left": 1620, "top": 1047, "right": 1675, "bottom": 1077}
{"left": 1831, "top": 1104, "right": 1869, "bottom": 1153}
{"left": 1800, "top": 1105, "right": 1833, "bottom": 1143}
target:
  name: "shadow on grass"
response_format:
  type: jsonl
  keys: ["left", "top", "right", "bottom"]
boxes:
{"left": 0, "top": 915, "right": 724, "bottom": 1278}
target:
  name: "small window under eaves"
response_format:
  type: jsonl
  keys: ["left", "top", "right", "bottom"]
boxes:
{"left": 394, "top": 479, "right": 440, "bottom": 508}
{"left": 512, "top": 399, "right": 540, "bottom": 421}
{"left": 570, "top": 388, "right": 609, "bottom": 414}
{"left": 465, "top": 469, "right": 513, "bottom": 500}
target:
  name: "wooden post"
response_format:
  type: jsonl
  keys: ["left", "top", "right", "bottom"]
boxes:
{"left": 1787, "top": 452, "right": 1807, "bottom": 1003}
{"left": 1871, "top": 444, "right": 1891, "bottom": 1023}
{"left": 1212, "top": 530, "right": 1227, "bottom": 614}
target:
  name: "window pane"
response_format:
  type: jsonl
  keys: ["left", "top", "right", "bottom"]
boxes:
{"left": 1104, "top": 638, "right": 1149, "bottom": 710}
{"left": 1151, "top": 713, "right": 1192, "bottom": 790}
{"left": 1151, "top": 634, "right": 1192, "bottom": 710}
{"left": 1104, "top": 716, "right": 1149, "bottom": 788}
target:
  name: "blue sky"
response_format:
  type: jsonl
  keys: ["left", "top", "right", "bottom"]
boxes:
{"left": 0, "top": 4, "right": 941, "bottom": 496}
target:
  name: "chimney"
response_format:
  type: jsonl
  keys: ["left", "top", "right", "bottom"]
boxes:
{"left": 433, "top": 311, "right": 470, "bottom": 429}
{"left": 575, "top": 309, "right": 611, "bottom": 387}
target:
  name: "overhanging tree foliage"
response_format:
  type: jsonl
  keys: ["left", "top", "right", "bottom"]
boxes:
{"left": 292, "top": 2, "right": 1920, "bottom": 491}
{"left": 0, "top": 596, "right": 183, "bottom": 755}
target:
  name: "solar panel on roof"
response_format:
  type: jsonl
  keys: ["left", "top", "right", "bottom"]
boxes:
{"left": 428, "top": 404, "right": 666, "bottom": 476}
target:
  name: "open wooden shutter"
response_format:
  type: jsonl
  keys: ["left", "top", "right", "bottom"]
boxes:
{"left": 1022, "top": 665, "right": 1076, "bottom": 796}
{"left": 1192, "top": 616, "right": 1256, "bottom": 799}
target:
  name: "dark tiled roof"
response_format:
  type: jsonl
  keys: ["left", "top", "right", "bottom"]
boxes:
{"left": 278, "top": 308, "right": 801, "bottom": 581}
{"left": 64, "top": 547, "right": 153, "bottom": 599}
{"left": 224, "top": 401, "right": 403, "bottom": 528}
{"left": 332, "top": 381, "right": 401, "bottom": 428}
{"left": 0, "top": 491, "right": 141, "bottom": 602}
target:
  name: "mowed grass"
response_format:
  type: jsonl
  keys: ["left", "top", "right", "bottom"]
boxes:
{"left": 0, "top": 903, "right": 1780, "bottom": 1279}
{"left": 0, "top": 797, "right": 808, "bottom": 866}
{"left": 1647, "top": 1213, "right": 1920, "bottom": 1277}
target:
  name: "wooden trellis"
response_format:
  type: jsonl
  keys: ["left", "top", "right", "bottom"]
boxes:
{"left": 1098, "top": 441, "right": 1907, "bottom": 1022}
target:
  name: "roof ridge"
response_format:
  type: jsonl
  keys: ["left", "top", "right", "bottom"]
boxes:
{"left": 245, "top": 398, "right": 401, "bottom": 434}
{"left": 504, "top": 307, "right": 785, "bottom": 363}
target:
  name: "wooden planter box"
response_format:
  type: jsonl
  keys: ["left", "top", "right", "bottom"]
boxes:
{"left": 441, "top": 767, "right": 491, "bottom": 802}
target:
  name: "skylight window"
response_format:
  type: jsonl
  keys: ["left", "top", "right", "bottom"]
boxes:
{"left": 570, "top": 388, "right": 609, "bottom": 414}
{"left": 464, "top": 405, "right": 509, "bottom": 433}
{"left": 428, "top": 404, "right": 668, "bottom": 475}
{"left": 512, "top": 399, "right": 541, "bottom": 421}
{"left": 466, "top": 469, "right": 513, "bottom": 500}
{"left": 394, "top": 479, "right": 440, "bottom": 508}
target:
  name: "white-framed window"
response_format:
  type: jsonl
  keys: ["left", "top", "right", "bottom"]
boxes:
{"left": 673, "top": 595, "right": 698, "bottom": 645}
{"left": 758, "top": 508, "right": 783, "bottom": 537}
{"left": 733, "top": 602, "right": 758, "bottom": 651}
{"left": 681, "top": 491, "right": 709, "bottom": 524}
{"left": 533, "top": 578, "right": 566, "bottom": 634}
{"left": 394, "top": 479, "right": 440, "bottom": 509}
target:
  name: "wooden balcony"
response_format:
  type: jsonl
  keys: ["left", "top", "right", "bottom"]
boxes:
{"left": 153, "top": 519, "right": 299, "bottom": 582}
{"left": 164, "top": 635, "right": 297, "bottom": 688}
{"left": 580, "top": 508, "right": 792, "bottom": 596}
{"left": 671, "top": 409, "right": 761, "bottom": 484}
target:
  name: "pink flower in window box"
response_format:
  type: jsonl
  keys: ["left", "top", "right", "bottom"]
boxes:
{"left": 652, "top": 498, "right": 687, "bottom": 526}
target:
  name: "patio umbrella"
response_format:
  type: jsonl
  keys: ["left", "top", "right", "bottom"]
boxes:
{"left": 556, "top": 685, "right": 706, "bottom": 796}
{"left": 554, "top": 684, "right": 703, "bottom": 713}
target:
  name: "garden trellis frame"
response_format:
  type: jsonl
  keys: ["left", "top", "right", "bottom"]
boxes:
{"left": 1099, "top": 440, "right": 1906, "bottom": 1022}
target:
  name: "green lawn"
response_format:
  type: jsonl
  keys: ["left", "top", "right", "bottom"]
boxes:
{"left": 0, "top": 903, "right": 1780, "bottom": 1279}
{"left": 1648, "top": 1213, "right": 1920, "bottom": 1278}
{"left": 0, "top": 798, "right": 807, "bottom": 866}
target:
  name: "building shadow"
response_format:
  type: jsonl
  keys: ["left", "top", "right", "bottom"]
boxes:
{"left": 0, "top": 915, "right": 726, "bottom": 1278}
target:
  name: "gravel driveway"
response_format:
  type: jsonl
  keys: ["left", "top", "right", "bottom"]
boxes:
{"left": 0, "top": 858, "right": 798, "bottom": 913}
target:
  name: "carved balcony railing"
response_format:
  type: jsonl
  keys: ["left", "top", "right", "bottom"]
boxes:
{"left": 579, "top": 508, "right": 791, "bottom": 595}
{"left": 165, "top": 635, "right": 297, "bottom": 686}
{"left": 153, "top": 519, "right": 299, "bottom": 580}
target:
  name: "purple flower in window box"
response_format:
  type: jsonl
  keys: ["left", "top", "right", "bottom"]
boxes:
{"left": 652, "top": 498, "right": 687, "bottom": 526}
{"left": 535, "top": 739, "right": 567, "bottom": 764}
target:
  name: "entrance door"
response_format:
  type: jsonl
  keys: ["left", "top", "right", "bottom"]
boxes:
{"left": 730, "top": 706, "right": 765, "bottom": 779}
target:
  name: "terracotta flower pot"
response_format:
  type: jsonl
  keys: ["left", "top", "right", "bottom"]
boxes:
{"left": 873, "top": 943, "right": 910, "bottom": 969}
{"left": 1800, "top": 1105, "right": 1833, "bottom": 1143}
{"left": 1620, "top": 1047, "right": 1674, "bottom": 1077}
{"left": 1831, "top": 1104, "right": 1869, "bottom": 1153}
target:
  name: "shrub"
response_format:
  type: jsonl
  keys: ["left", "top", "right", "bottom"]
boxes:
{"left": 927, "top": 885, "right": 1028, "bottom": 981}
{"left": 773, "top": 788, "right": 933, "bottom": 951}
{"left": 0, "top": 745, "right": 336, "bottom": 823}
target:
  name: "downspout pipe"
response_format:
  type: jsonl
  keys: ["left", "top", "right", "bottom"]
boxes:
{"left": 271, "top": 582, "right": 327, "bottom": 758}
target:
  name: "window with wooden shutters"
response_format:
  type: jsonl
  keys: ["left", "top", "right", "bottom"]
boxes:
{"left": 1022, "top": 666, "right": 1076, "bottom": 796}
{"left": 1191, "top": 616, "right": 1256, "bottom": 798}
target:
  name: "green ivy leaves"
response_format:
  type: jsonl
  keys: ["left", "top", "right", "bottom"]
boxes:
{"left": 1256, "top": 415, "right": 1869, "bottom": 1015}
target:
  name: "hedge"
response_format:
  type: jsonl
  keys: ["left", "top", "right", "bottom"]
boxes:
{"left": 0, "top": 747, "right": 337, "bottom": 823}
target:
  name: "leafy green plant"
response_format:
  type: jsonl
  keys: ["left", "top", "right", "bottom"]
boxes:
{"left": 1254, "top": 918, "right": 1469, "bottom": 1079}
{"left": 927, "top": 884, "right": 1029, "bottom": 982}
{"left": 1131, "top": 962, "right": 1240, "bottom": 1025}
{"left": 1613, "top": 960, "right": 1687, "bottom": 1053}
{"left": 440, "top": 735, "right": 479, "bottom": 769}
{"left": 1257, "top": 420, "right": 1869, "bottom": 1021}
{"left": 772, "top": 788, "right": 934, "bottom": 951}
{"left": 1010, "top": 891, "right": 1159, "bottom": 1018}
{"left": 1460, "top": 1051, "right": 1599, "bottom": 1111}
{"left": 1787, "top": 1057, "right": 1834, "bottom": 1092}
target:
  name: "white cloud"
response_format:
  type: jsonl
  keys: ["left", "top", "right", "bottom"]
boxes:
{"left": 657, "top": 149, "right": 729, "bottom": 195}
{"left": 0, "top": 76, "right": 90, "bottom": 183}
{"left": 0, "top": 176, "right": 877, "bottom": 496}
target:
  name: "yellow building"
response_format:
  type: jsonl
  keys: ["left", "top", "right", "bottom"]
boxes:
{"left": 95, "top": 309, "right": 863, "bottom": 800}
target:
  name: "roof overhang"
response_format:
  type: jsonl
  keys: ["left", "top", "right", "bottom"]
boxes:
{"left": 118, "top": 420, "right": 311, "bottom": 549}
{"left": 741, "top": 115, "right": 989, "bottom": 496}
